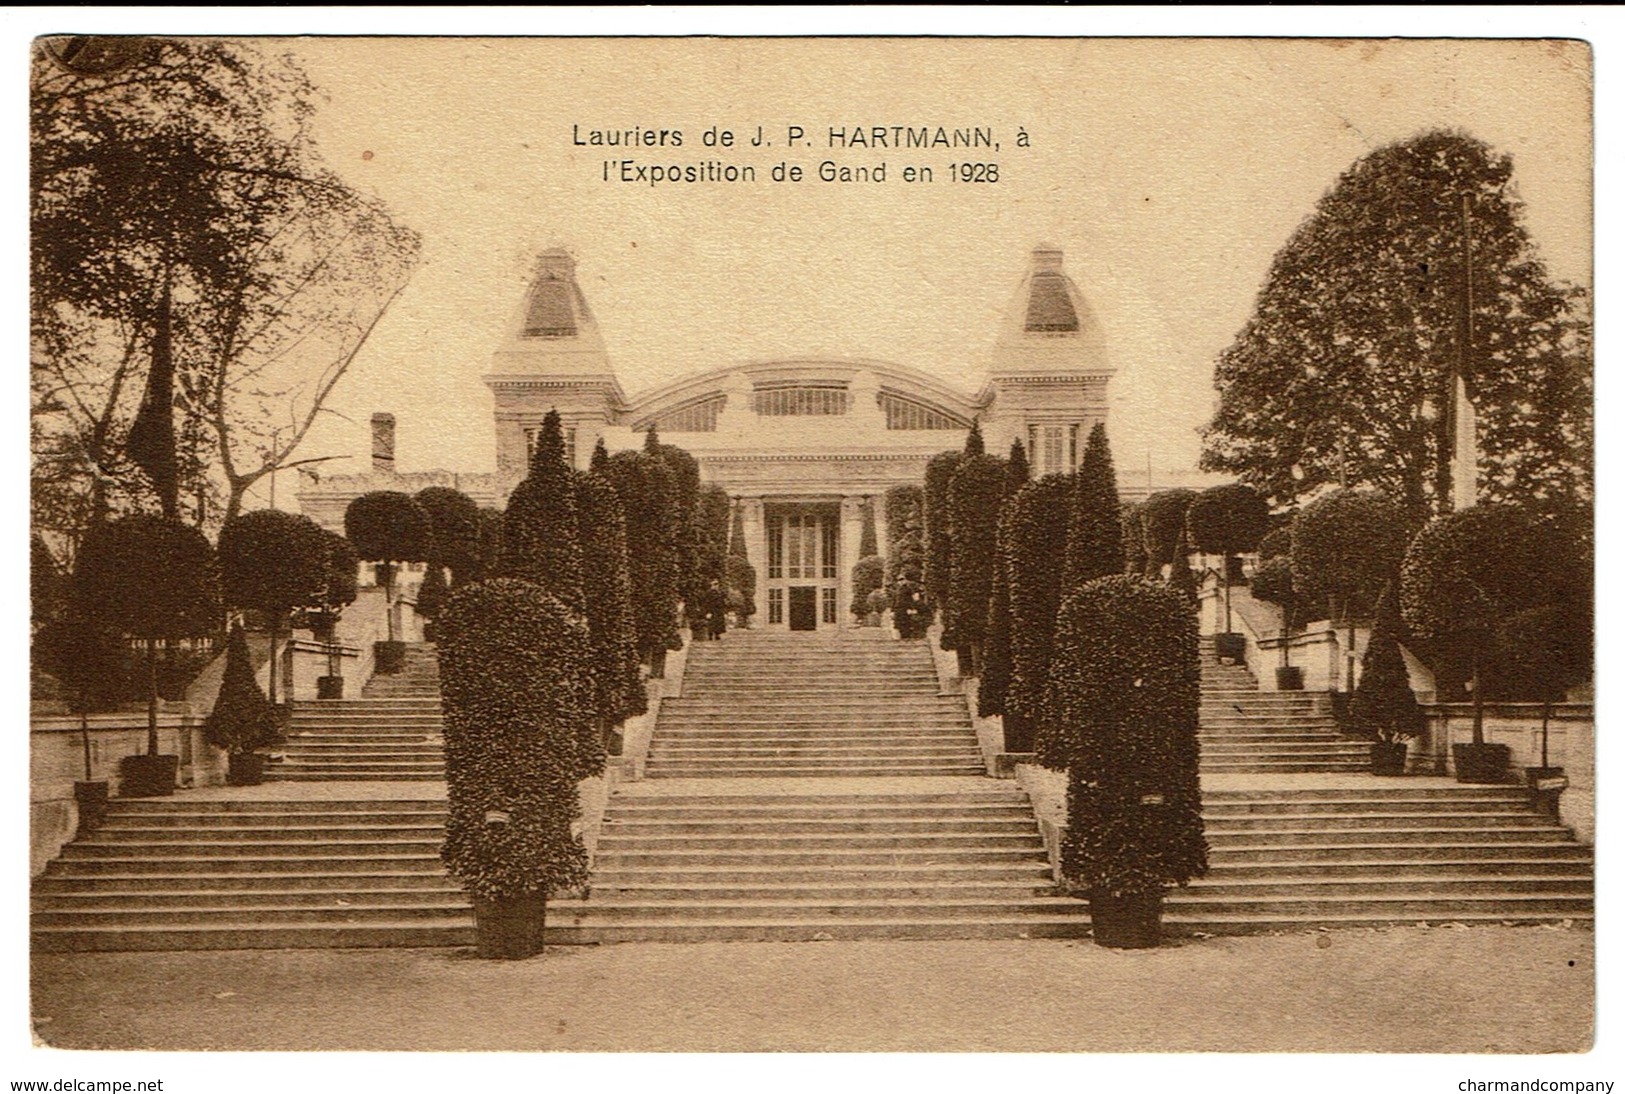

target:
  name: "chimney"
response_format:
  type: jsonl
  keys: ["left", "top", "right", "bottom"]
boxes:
{"left": 371, "top": 413, "right": 396, "bottom": 474}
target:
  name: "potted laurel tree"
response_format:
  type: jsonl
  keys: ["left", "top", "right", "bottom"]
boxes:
{"left": 437, "top": 578, "right": 591, "bottom": 959}
{"left": 1186, "top": 483, "right": 1271, "bottom": 667}
{"left": 1044, "top": 575, "right": 1207, "bottom": 948}
{"left": 204, "top": 621, "right": 280, "bottom": 786}
{"left": 1401, "top": 505, "right": 1555, "bottom": 785}
{"left": 1494, "top": 597, "right": 1590, "bottom": 801}
{"left": 217, "top": 509, "right": 330, "bottom": 714}
{"left": 309, "top": 532, "right": 360, "bottom": 699}
{"left": 33, "top": 602, "right": 126, "bottom": 832}
{"left": 851, "top": 555, "right": 885, "bottom": 626}
{"left": 73, "top": 515, "right": 222, "bottom": 798}
{"left": 1349, "top": 585, "right": 1425, "bottom": 776}
{"left": 344, "top": 491, "right": 431, "bottom": 676}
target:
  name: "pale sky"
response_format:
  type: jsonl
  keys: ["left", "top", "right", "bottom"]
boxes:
{"left": 268, "top": 37, "right": 1592, "bottom": 495}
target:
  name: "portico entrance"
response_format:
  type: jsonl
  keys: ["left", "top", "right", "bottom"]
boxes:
{"left": 764, "top": 503, "right": 840, "bottom": 631}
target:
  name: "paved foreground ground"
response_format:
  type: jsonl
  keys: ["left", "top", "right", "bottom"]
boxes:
{"left": 31, "top": 924, "right": 1590, "bottom": 1053}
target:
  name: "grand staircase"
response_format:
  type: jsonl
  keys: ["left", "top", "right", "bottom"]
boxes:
{"left": 1199, "top": 643, "right": 1368, "bottom": 773}
{"left": 551, "top": 630, "right": 1083, "bottom": 940}
{"left": 273, "top": 646, "right": 445, "bottom": 781}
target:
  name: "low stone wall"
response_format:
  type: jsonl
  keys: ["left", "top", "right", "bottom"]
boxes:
{"left": 1419, "top": 703, "right": 1594, "bottom": 844}
{"left": 615, "top": 628, "right": 692, "bottom": 781}
{"left": 1014, "top": 762, "right": 1067, "bottom": 881}
{"left": 30, "top": 714, "right": 226, "bottom": 876}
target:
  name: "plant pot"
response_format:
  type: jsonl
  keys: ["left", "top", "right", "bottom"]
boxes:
{"left": 471, "top": 891, "right": 548, "bottom": 959}
{"left": 226, "top": 752, "right": 268, "bottom": 787}
{"left": 1213, "top": 632, "right": 1247, "bottom": 664}
{"left": 316, "top": 675, "right": 345, "bottom": 699}
{"left": 1088, "top": 889, "right": 1164, "bottom": 949}
{"left": 1370, "top": 741, "right": 1408, "bottom": 776}
{"left": 374, "top": 641, "right": 407, "bottom": 675}
{"left": 73, "top": 780, "right": 110, "bottom": 834}
{"left": 118, "top": 754, "right": 178, "bottom": 798}
{"left": 1453, "top": 742, "right": 1512, "bottom": 784}
{"left": 1275, "top": 665, "right": 1304, "bottom": 691}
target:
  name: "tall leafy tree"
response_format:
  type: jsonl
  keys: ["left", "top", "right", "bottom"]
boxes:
{"left": 1064, "top": 423, "right": 1125, "bottom": 591}
{"left": 1200, "top": 130, "right": 1590, "bottom": 526}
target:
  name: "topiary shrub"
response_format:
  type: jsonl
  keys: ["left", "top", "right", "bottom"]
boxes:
{"left": 416, "top": 564, "right": 449, "bottom": 636}
{"left": 204, "top": 622, "right": 279, "bottom": 783}
{"left": 883, "top": 484, "right": 928, "bottom": 637}
{"left": 218, "top": 509, "right": 329, "bottom": 705}
{"left": 472, "top": 508, "right": 505, "bottom": 584}
{"left": 73, "top": 516, "right": 221, "bottom": 795}
{"left": 947, "top": 451, "right": 1007, "bottom": 674}
{"left": 1005, "top": 474, "right": 1072, "bottom": 754}
{"left": 1186, "top": 482, "right": 1271, "bottom": 634}
{"left": 1293, "top": 489, "right": 1408, "bottom": 691}
{"left": 858, "top": 499, "right": 878, "bottom": 560}
{"left": 1401, "top": 504, "right": 1558, "bottom": 749}
{"left": 1493, "top": 601, "right": 1591, "bottom": 767}
{"left": 414, "top": 486, "right": 482, "bottom": 587}
{"left": 436, "top": 578, "right": 592, "bottom": 958}
{"left": 502, "top": 410, "right": 586, "bottom": 613}
{"left": 1047, "top": 576, "right": 1206, "bottom": 941}
{"left": 979, "top": 438, "right": 1030, "bottom": 724}
{"left": 922, "top": 451, "right": 963, "bottom": 651}
{"left": 1140, "top": 489, "right": 1198, "bottom": 578}
{"left": 850, "top": 555, "right": 885, "bottom": 620}
{"left": 344, "top": 491, "right": 431, "bottom": 647}
{"left": 600, "top": 449, "right": 681, "bottom": 670}
{"left": 725, "top": 554, "right": 757, "bottom": 625}
{"left": 576, "top": 469, "right": 646, "bottom": 763}
{"left": 1349, "top": 584, "right": 1425, "bottom": 745}
{"left": 647, "top": 428, "right": 704, "bottom": 614}
{"left": 1064, "top": 423, "right": 1125, "bottom": 590}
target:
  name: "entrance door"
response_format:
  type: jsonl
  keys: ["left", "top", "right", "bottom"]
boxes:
{"left": 788, "top": 586, "right": 818, "bottom": 631}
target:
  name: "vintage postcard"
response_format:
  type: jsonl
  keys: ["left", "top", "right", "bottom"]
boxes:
{"left": 25, "top": 24, "right": 1599, "bottom": 1087}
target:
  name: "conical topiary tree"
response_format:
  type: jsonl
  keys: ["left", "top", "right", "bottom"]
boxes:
{"left": 1064, "top": 423, "right": 1125, "bottom": 592}
{"left": 1047, "top": 575, "right": 1206, "bottom": 946}
{"left": 1120, "top": 501, "right": 1148, "bottom": 576}
{"left": 1187, "top": 482, "right": 1272, "bottom": 634}
{"left": 1349, "top": 583, "right": 1425, "bottom": 745}
{"left": 979, "top": 439, "right": 1030, "bottom": 725}
{"left": 415, "top": 563, "right": 449, "bottom": 637}
{"left": 204, "top": 621, "right": 279, "bottom": 782}
{"left": 1167, "top": 528, "right": 1199, "bottom": 604}
{"left": 575, "top": 468, "right": 646, "bottom": 765}
{"left": 502, "top": 409, "right": 586, "bottom": 613}
{"left": 600, "top": 449, "right": 681, "bottom": 673}
{"left": 922, "top": 450, "right": 962, "bottom": 653}
{"left": 884, "top": 484, "right": 928, "bottom": 638}
{"left": 1005, "top": 474, "right": 1072, "bottom": 754}
{"left": 436, "top": 578, "right": 591, "bottom": 959}
{"left": 947, "top": 450, "right": 1007, "bottom": 676}
{"left": 647, "top": 427, "right": 703, "bottom": 617}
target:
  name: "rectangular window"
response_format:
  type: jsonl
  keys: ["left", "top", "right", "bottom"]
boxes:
{"left": 821, "top": 519, "right": 838, "bottom": 579}
{"left": 768, "top": 519, "right": 783, "bottom": 579}
{"left": 786, "top": 515, "right": 803, "bottom": 578}
{"left": 565, "top": 428, "right": 577, "bottom": 469}
{"left": 1069, "top": 423, "right": 1080, "bottom": 470}
{"left": 524, "top": 426, "right": 578, "bottom": 468}
{"left": 821, "top": 587, "right": 837, "bottom": 624}
{"left": 768, "top": 588, "right": 784, "bottom": 625}
{"left": 1043, "top": 426, "right": 1065, "bottom": 475}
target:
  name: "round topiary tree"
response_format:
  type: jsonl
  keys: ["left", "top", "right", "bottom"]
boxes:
{"left": 1186, "top": 482, "right": 1272, "bottom": 637}
{"left": 1005, "top": 474, "right": 1072, "bottom": 754}
{"left": 922, "top": 451, "right": 963, "bottom": 654}
{"left": 204, "top": 621, "right": 279, "bottom": 785}
{"left": 600, "top": 449, "right": 681, "bottom": 674}
{"left": 344, "top": 490, "right": 432, "bottom": 669}
{"left": 436, "top": 578, "right": 592, "bottom": 959}
{"left": 307, "top": 531, "right": 359, "bottom": 697}
{"left": 502, "top": 410, "right": 586, "bottom": 613}
{"left": 1046, "top": 575, "right": 1206, "bottom": 948}
{"left": 1493, "top": 601, "right": 1591, "bottom": 770}
{"left": 947, "top": 451, "right": 1007, "bottom": 675}
{"left": 1064, "top": 423, "right": 1125, "bottom": 591}
{"left": 217, "top": 509, "right": 329, "bottom": 705}
{"left": 1140, "top": 489, "right": 1198, "bottom": 580}
{"left": 1349, "top": 584, "right": 1426, "bottom": 769}
{"left": 575, "top": 468, "right": 646, "bottom": 764}
{"left": 73, "top": 514, "right": 222, "bottom": 795}
{"left": 1291, "top": 489, "right": 1408, "bottom": 691}
{"left": 1248, "top": 554, "right": 1302, "bottom": 686}
{"left": 414, "top": 486, "right": 482, "bottom": 586}
{"left": 1400, "top": 504, "right": 1558, "bottom": 777}
{"left": 850, "top": 555, "right": 886, "bottom": 621}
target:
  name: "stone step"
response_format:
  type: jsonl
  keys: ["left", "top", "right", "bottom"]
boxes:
{"left": 551, "top": 896, "right": 1083, "bottom": 923}
{"left": 78, "top": 824, "right": 446, "bottom": 843}
{"left": 649, "top": 744, "right": 980, "bottom": 760}
{"left": 1205, "top": 841, "right": 1590, "bottom": 864}
{"left": 1202, "top": 812, "right": 1557, "bottom": 832}
{"left": 655, "top": 714, "right": 971, "bottom": 727}
{"left": 104, "top": 800, "right": 447, "bottom": 814}
{"left": 31, "top": 922, "right": 473, "bottom": 953}
{"left": 644, "top": 763, "right": 987, "bottom": 778}
{"left": 590, "top": 862, "right": 1054, "bottom": 884}
{"left": 34, "top": 873, "right": 462, "bottom": 897}
{"left": 536, "top": 917, "right": 1091, "bottom": 944}
{"left": 1201, "top": 798, "right": 1541, "bottom": 816}
{"left": 1181, "top": 875, "right": 1592, "bottom": 898}
{"left": 64, "top": 837, "right": 446, "bottom": 858}
{"left": 32, "top": 901, "right": 473, "bottom": 928}
{"left": 1201, "top": 856, "right": 1592, "bottom": 880}
{"left": 270, "top": 770, "right": 445, "bottom": 781}
{"left": 591, "top": 847, "right": 1045, "bottom": 868}
{"left": 1161, "top": 892, "right": 1593, "bottom": 918}
{"left": 1199, "top": 761, "right": 1372, "bottom": 774}
{"left": 605, "top": 818, "right": 1038, "bottom": 837}
{"left": 595, "top": 832, "right": 1044, "bottom": 853}
{"left": 588, "top": 879, "right": 1058, "bottom": 901}
{"left": 1206, "top": 825, "right": 1573, "bottom": 847}
{"left": 1157, "top": 911, "right": 1590, "bottom": 936}
{"left": 96, "top": 811, "right": 448, "bottom": 829}
{"left": 44, "top": 853, "right": 449, "bottom": 876}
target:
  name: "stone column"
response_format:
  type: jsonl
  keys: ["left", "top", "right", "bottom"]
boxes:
{"left": 838, "top": 495, "right": 865, "bottom": 631}
{"left": 740, "top": 497, "right": 767, "bottom": 626}
{"left": 872, "top": 494, "right": 889, "bottom": 560}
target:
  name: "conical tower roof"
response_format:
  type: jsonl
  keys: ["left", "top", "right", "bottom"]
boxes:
{"left": 990, "top": 245, "right": 1111, "bottom": 379}
{"left": 489, "top": 248, "right": 613, "bottom": 377}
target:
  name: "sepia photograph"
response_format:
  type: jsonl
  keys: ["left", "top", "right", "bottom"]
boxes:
{"left": 20, "top": 12, "right": 1605, "bottom": 1086}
